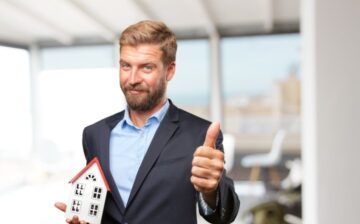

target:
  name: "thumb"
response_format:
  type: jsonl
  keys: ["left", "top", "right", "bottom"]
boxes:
{"left": 54, "top": 202, "right": 67, "bottom": 212}
{"left": 203, "top": 121, "right": 220, "bottom": 148}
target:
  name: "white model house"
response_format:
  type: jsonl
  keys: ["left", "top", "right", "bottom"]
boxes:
{"left": 66, "top": 157, "right": 110, "bottom": 224}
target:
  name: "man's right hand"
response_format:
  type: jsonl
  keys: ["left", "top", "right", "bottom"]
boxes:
{"left": 55, "top": 202, "right": 88, "bottom": 224}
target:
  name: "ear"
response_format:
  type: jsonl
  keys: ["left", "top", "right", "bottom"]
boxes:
{"left": 165, "top": 62, "right": 176, "bottom": 81}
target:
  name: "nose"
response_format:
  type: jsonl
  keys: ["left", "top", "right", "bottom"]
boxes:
{"left": 129, "top": 69, "right": 141, "bottom": 85}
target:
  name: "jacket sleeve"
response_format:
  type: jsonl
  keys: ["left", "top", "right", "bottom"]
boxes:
{"left": 82, "top": 127, "right": 93, "bottom": 164}
{"left": 198, "top": 131, "right": 240, "bottom": 224}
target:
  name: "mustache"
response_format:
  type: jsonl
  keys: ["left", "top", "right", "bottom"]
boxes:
{"left": 123, "top": 84, "right": 148, "bottom": 92}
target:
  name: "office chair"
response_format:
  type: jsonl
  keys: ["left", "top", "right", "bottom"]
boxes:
{"left": 223, "top": 133, "right": 235, "bottom": 171}
{"left": 241, "top": 129, "right": 287, "bottom": 186}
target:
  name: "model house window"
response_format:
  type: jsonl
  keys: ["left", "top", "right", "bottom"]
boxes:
{"left": 71, "top": 200, "right": 82, "bottom": 213}
{"left": 92, "top": 187, "right": 102, "bottom": 199}
{"left": 86, "top": 173, "right": 97, "bottom": 181}
{"left": 74, "top": 183, "right": 85, "bottom": 196}
{"left": 89, "top": 203, "right": 99, "bottom": 216}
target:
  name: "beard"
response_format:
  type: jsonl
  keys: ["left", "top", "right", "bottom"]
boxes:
{"left": 121, "top": 78, "right": 166, "bottom": 112}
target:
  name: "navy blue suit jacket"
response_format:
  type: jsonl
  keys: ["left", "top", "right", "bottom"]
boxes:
{"left": 82, "top": 101, "right": 240, "bottom": 223}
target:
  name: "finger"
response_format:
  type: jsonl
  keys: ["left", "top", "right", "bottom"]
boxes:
{"left": 194, "top": 146, "right": 224, "bottom": 159}
{"left": 66, "top": 215, "right": 80, "bottom": 224}
{"left": 191, "top": 176, "right": 218, "bottom": 192}
{"left": 55, "top": 202, "right": 67, "bottom": 212}
{"left": 203, "top": 122, "right": 220, "bottom": 148}
{"left": 192, "top": 155, "right": 215, "bottom": 169}
{"left": 72, "top": 216, "right": 80, "bottom": 224}
{"left": 193, "top": 155, "right": 224, "bottom": 171}
{"left": 191, "top": 166, "right": 222, "bottom": 180}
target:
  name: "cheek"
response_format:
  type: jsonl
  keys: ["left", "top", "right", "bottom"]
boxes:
{"left": 119, "top": 72, "right": 128, "bottom": 85}
{"left": 119, "top": 76, "right": 124, "bottom": 87}
{"left": 139, "top": 76, "right": 153, "bottom": 87}
{"left": 145, "top": 73, "right": 165, "bottom": 88}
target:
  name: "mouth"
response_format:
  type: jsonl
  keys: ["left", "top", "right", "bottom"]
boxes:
{"left": 126, "top": 87, "right": 147, "bottom": 95}
{"left": 128, "top": 90, "right": 143, "bottom": 95}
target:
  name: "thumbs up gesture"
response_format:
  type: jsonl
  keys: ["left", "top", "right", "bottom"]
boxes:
{"left": 191, "top": 122, "right": 225, "bottom": 207}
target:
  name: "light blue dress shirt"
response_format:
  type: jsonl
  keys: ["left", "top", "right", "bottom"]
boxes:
{"left": 109, "top": 100, "right": 169, "bottom": 206}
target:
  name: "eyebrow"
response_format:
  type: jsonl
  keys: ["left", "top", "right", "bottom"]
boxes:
{"left": 119, "top": 59, "right": 156, "bottom": 67}
{"left": 119, "top": 59, "right": 128, "bottom": 64}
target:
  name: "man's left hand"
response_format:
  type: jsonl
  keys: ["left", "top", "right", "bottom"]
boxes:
{"left": 191, "top": 122, "right": 224, "bottom": 208}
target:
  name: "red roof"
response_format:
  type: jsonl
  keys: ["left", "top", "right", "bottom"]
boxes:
{"left": 69, "top": 157, "right": 110, "bottom": 192}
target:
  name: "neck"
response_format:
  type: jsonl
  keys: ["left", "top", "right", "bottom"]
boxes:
{"left": 128, "top": 98, "right": 167, "bottom": 128}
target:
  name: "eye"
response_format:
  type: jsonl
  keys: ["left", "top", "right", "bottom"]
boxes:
{"left": 120, "top": 62, "right": 131, "bottom": 71}
{"left": 143, "top": 64, "right": 153, "bottom": 73}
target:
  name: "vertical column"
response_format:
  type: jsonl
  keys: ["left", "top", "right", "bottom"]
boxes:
{"left": 263, "top": 0, "right": 274, "bottom": 32}
{"left": 29, "top": 44, "right": 41, "bottom": 154}
{"left": 301, "top": 0, "right": 360, "bottom": 223}
{"left": 209, "top": 33, "right": 224, "bottom": 125}
{"left": 113, "top": 39, "right": 119, "bottom": 69}
{"left": 301, "top": 0, "right": 318, "bottom": 222}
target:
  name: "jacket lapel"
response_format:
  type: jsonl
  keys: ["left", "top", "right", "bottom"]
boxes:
{"left": 101, "top": 112, "right": 126, "bottom": 215}
{"left": 125, "top": 103, "right": 180, "bottom": 209}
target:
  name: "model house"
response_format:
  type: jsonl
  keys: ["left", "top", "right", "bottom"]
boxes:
{"left": 66, "top": 157, "right": 110, "bottom": 224}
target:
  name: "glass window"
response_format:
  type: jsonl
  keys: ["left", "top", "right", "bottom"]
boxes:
{"left": 86, "top": 174, "right": 97, "bottom": 182}
{"left": 221, "top": 34, "right": 301, "bottom": 149}
{"left": 71, "top": 200, "right": 82, "bottom": 213}
{"left": 74, "top": 183, "right": 86, "bottom": 196}
{"left": 38, "top": 67, "right": 124, "bottom": 166}
{"left": 167, "top": 39, "right": 210, "bottom": 119}
{"left": 89, "top": 203, "right": 99, "bottom": 216}
{"left": 41, "top": 45, "right": 115, "bottom": 70}
{"left": 92, "top": 187, "right": 102, "bottom": 199}
{"left": 0, "top": 46, "right": 31, "bottom": 158}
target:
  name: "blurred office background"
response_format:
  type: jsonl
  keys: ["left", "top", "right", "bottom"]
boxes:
{"left": 0, "top": 0, "right": 359, "bottom": 223}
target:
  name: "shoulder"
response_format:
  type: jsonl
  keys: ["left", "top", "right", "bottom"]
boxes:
{"left": 83, "top": 110, "right": 125, "bottom": 133}
{"left": 169, "top": 103, "right": 214, "bottom": 141}
{"left": 168, "top": 100, "right": 211, "bottom": 128}
{"left": 177, "top": 107, "right": 211, "bottom": 127}
{"left": 169, "top": 102, "right": 224, "bottom": 148}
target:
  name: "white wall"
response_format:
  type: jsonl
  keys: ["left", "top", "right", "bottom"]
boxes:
{"left": 302, "top": 0, "right": 360, "bottom": 223}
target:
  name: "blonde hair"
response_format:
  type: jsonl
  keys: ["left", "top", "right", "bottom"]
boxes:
{"left": 119, "top": 20, "right": 177, "bottom": 66}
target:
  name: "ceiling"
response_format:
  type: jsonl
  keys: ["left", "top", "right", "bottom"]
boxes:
{"left": 0, "top": 0, "right": 300, "bottom": 48}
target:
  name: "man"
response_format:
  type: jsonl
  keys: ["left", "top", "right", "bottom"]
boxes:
{"left": 56, "top": 20, "right": 239, "bottom": 224}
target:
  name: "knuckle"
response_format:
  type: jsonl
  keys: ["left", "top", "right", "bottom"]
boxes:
{"left": 218, "top": 161, "right": 224, "bottom": 170}
{"left": 219, "top": 152, "right": 224, "bottom": 160}
{"left": 192, "top": 157, "right": 196, "bottom": 165}
{"left": 205, "top": 180, "right": 215, "bottom": 189}
{"left": 213, "top": 172, "right": 221, "bottom": 180}
{"left": 216, "top": 151, "right": 224, "bottom": 160}
{"left": 194, "top": 147, "right": 201, "bottom": 156}
{"left": 197, "top": 146, "right": 205, "bottom": 152}
{"left": 191, "top": 166, "right": 195, "bottom": 174}
{"left": 192, "top": 157, "right": 199, "bottom": 165}
{"left": 210, "top": 161, "right": 222, "bottom": 171}
{"left": 210, "top": 179, "right": 218, "bottom": 188}
{"left": 213, "top": 160, "right": 224, "bottom": 170}
{"left": 191, "top": 166, "right": 199, "bottom": 175}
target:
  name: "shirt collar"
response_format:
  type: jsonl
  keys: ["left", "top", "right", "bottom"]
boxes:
{"left": 121, "top": 99, "right": 170, "bottom": 129}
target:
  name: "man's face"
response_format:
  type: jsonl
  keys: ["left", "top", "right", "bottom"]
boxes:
{"left": 119, "top": 44, "right": 174, "bottom": 111}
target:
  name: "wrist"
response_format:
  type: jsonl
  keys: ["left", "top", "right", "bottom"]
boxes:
{"left": 202, "top": 189, "right": 218, "bottom": 209}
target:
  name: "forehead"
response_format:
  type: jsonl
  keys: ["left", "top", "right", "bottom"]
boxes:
{"left": 120, "top": 44, "right": 162, "bottom": 63}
